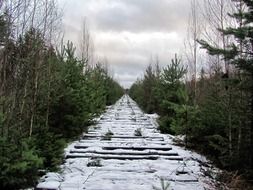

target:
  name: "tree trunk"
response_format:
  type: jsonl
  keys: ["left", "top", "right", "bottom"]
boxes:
{"left": 185, "top": 108, "right": 188, "bottom": 148}
{"left": 251, "top": 74, "right": 253, "bottom": 168}
{"left": 31, "top": 0, "right": 37, "bottom": 28}
{"left": 29, "top": 56, "right": 39, "bottom": 137}
{"left": 45, "top": 56, "right": 51, "bottom": 129}
{"left": 228, "top": 90, "right": 232, "bottom": 159}
{"left": 19, "top": 74, "right": 28, "bottom": 135}
{"left": 237, "top": 72, "right": 242, "bottom": 158}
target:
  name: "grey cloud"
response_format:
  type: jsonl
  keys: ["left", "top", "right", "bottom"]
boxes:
{"left": 61, "top": 0, "right": 190, "bottom": 34}
{"left": 59, "top": 0, "right": 191, "bottom": 88}
{"left": 93, "top": 0, "right": 190, "bottom": 33}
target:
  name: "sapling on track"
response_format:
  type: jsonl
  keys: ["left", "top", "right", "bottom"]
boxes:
{"left": 87, "top": 158, "right": 102, "bottom": 167}
{"left": 102, "top": 129, "right": 114, "bottom": 140}
{"left": 131, "top": 116, "right": 137, "bottom": 122}
{"left": 153, "top": 178, "right": 171, "bottom": 190}
{"left": 115, "top": 113, "right": 119, "bottom": 120}
{"left": 134, "top": 128, "right": 142, "bottom": 136}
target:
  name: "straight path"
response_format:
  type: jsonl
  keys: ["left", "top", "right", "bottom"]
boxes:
{"left": 37, "top": 95, "right": 218, "bottom": 190}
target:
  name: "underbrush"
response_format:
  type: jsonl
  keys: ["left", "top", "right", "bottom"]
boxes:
{"left": 172, "top": 136, "right": 253, "bottom": 190}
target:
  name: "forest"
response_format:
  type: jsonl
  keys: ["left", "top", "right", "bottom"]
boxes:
{"left": 129, "top": 0, "right": 253, "bottom": 186}
{"left": 1, "top": 0, "right": 253, "bottom": 189}
{"left": 0, "top": 0, "right": 123, "bottom": 189}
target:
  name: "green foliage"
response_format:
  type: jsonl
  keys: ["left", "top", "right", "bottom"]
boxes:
{"left": 87, "top": 158, "right": 102, "bottom": 167}
{"left": 129, "top": 63, "right": 161, "bottom": 114}
{"left": 48, "top": 41, "right": 94, "bottom": 138}
{"left": 0, "top": 137, "right": 43, "bottom": 189}
{"left": 35, "top": 131, "right": 66, "bottom": 170}
{"left": 158, "top": 116, "right": 174, "bottom": 134}
{"left": 105, "top": 76, "right": 124, "bottom": 105}
{"left": 161, "top": 55, "right": 187, "bottom": 87}
{"left": 130, "top": 45, "right": 251, "bottom": 175}
{"left": 102, "top": 130, "right": 114, "bottom": 140}
{"left": 155, "top": 55, "right": 188, "bottom": 134}
{"left": 130, "top": 54, "right": 188, "bottom": 135}
{"left": 153, "top": 178, "right": 171, "bottom": 190}
{"left": 134, "top": 128, "right": 142, "bottom": 136}
{"left": 129, "top": 80, "right": 145, "bottom": 110}
{"left": 198, "top": 0, "right": 253, "bottom": 171}
{"left": 130, "top": 1, "right": 253, "bottom": 177}
{"left": 0, "top": 27, "right": 124, "bottom": 188}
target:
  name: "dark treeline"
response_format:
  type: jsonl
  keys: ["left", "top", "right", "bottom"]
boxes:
{"left": 129, "top": 0, "right": 253, "bottom": 183}
{"left": 0, "top": 1, "right": 123, "bottom": 189}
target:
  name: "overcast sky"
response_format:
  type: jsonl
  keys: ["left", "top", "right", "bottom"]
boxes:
{"left": 59, "top": 0, "right": 191, "bottom": 88}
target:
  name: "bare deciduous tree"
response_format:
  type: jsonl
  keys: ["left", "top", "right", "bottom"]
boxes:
{"left": 184, "top": 0, "right": 202, "bottom": 105}
{"left": 79, "top": 18, "right": 94, "bottom": 67}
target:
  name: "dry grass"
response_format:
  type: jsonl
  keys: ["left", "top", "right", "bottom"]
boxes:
{"left": 217, "top": 171, "right": 253, "bottom": 190}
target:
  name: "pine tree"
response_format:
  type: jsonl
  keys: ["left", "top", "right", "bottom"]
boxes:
{"left": 142, "top": 64, "right": 156, "bottom": 113}
{"left": 199, "top": 0, "right": 253, "bottom": 169}
{"left": 154, "top": 54, "right": 187, "bottom": 133}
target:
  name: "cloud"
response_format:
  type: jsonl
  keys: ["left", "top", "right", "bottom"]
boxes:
{"left": 59, "top": 0, "right": 191, "bottom": 88}
{"left": 61, "top": 0, "right": 190, "bottom": 33}
{"left": 93, "top": 0, "right": 190, "bottom": 33}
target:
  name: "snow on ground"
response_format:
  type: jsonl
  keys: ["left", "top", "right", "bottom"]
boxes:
{"left": 37, "top": 95, "right": 220, "bottom": 190}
